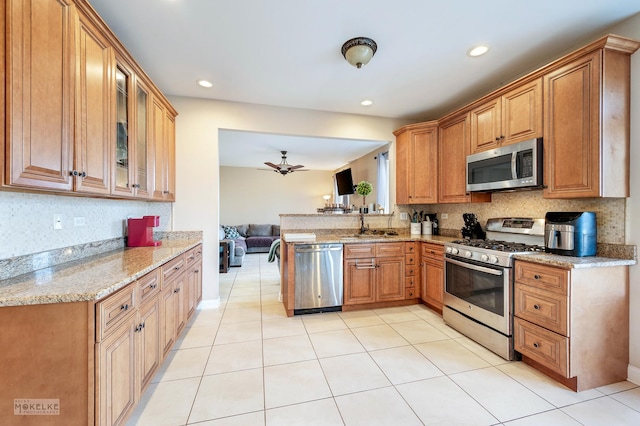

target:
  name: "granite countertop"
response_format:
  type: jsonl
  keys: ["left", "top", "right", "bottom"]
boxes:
{"left": 512, "top": 252, "right": 636, "bottom": 268}
{"left": 0, "top": 239, "right": 201, "bottom": 307}
{"left": 282, "top": 232, "right": 457, "bottom": 245}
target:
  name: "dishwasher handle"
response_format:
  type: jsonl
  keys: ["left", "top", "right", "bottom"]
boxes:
{"left": 295, "top": 245, "right": 343, "bottom": 253}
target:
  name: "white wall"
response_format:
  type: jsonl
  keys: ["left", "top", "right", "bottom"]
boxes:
{"left": 608, "top": 14, "right": 640, "bottom": 383}
{"left": 346, "top": 145, "right": 389, "bottom": 208}
{"left": 169, "top": 96, "right": 411, "bottom": 305}
{"left": 219, "top": 166, "right": 334, "bottom": 225}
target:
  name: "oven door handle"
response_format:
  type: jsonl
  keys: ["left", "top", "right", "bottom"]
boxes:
{"left": 445, "top": 257, "right": 504, "bottom": 276}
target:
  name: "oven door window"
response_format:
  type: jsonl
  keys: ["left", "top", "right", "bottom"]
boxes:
{"left": 445, "top": 257, "right": 505, "bottom": 316}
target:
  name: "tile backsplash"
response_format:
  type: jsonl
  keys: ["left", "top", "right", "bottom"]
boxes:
{"left": 0, "top": 192, "right": 172, "bottom": 259}
{"left": 400, "top": 190, "right": 625, "bottom": 244}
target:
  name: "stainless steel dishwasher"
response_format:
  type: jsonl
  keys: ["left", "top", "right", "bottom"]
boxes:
{"left": 294, "top": 243, "right": 343, "bottom": 314}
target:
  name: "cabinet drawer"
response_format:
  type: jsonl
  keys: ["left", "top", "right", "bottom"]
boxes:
{"left": 405, "top": 287, "right": 420, "bottom": 299}
{"left": 514, "top": 317, "right": 569, "bottom": 377}
{"left": 162, "top": 254, "right": 186, "bottom": 286}
{"left": 421, "top": 243, "right": 444, "bottom": 260}
{"left": 139, "top": 268, "right": 161, "bottom": 305}
{"left": 344, "top": 244, "right": 375, "bottom": 259}
{"left": 405, "top": 264, "right": 418, "bottom": 277}
{"left": 376, "top": 242, "right": 404, "bottom": 258}
{"left": 405, "top": 276, "right": 418, "bottom": 288}
{"left": 405, "top": 242, "right": 418, "bottom": 254}
{"left": 515, "top": 284, "right": 568, "bottom": 336}
{"left": 514, "top": 261, "right": 569, "bottom": 295}
{"left": 96, "top": 284, "right": 137, "bottom": 341}
{"left": 405, "top": 253, "right": 418, "bottom": 266}
{"left": 185, "top": 244, "right": 203, "bottom": 268}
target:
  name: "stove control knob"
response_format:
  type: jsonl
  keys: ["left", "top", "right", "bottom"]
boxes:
{"left": 451, "top": 247, "right": 459, "bottom": 255}
{"left": 445, "top": 247, "right": 452, "bottom": 254}
{"left": 480, "top": 254, "right": 489, "bottom": 262}
{"left": 464, "top": 251, "right": 472, "bottom": 258}
{"left": 488, "top": 255, "right": 499, "bottom": 264}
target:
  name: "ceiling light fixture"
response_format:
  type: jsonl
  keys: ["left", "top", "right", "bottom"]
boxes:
{"left": 467, "top": 45, "right": 489, "bottom": 57}
{"left": 341, "top": 37, "right": 377, "bottom": 69}
{"left": 197, "top": 79, "right": 213, "bottom": 88}
{"left": 360, "top": 99, "right": 373, "bottom": 106}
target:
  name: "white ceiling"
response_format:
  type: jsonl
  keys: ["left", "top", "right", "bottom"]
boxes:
{"left": 89, "top": 0, "right": 640, "bottom": 169}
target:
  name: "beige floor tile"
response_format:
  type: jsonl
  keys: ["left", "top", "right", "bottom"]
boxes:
{"left": 503, "top": 409, "right": 582, "bottom": 425}
{"left": 339, "top": 309, "right": 385, "bottom": 328}
{"left": 308, "top": 329, "right": 365, "bottom": 358}
{"left": 189, "top": 308, "right": 223, "bottom": 327}
{"left": 596, "top": 380, "right": 639, "bottom": 395}
{"left": 265, "top": 398, "right": 343, "bottom": 426}
{"left": 373, "top": 306, "right": 420, "bottom": 323}
{"left": 451, "top": 367, "right": 555, "bottom": 422}
{"left": 454, "top": 335, "right": 511, "bottom": 366}
{"left": 152, "top": 346, "right": 210, "bottom": 382}
{"left": 262, "top": 303, "right": 288, "bottom": 321}
{"left": 226, "top": 294, "right": 261, "bottom": 309}
{"left": 260, "top": 284, "right": 280, "bottom": 295}
{"left": 397, "top": 376, "right": 498, "bottom": 425}
{"left": 319, "top": 352, "right": 390, "bottom": 396}
{"left": 262, "top": 317, "right": 306, "bottom": 339}
{"left": 126, "top": 377, "right": 200, "bottom": 426}
{"left": 263, "top": 360, "right": 332, "bottom": 409}
{"left": 609, "top": 386, "right": 640, "bottom": 411}
{"left": 204, "top": 340, "right": 263, "bottom": 375}
{"left": 189, "top": 368, "right": 264, "bottom": 423}
{"left": 389, "top": 319, "right": 449, "bottom": 344}
{"left": 262, "top": 334, "right": 316, "bottom": 366}
{"left": 561, "top": 396, "right": 640, "bottom": 425}
{"left": 498, "top": 362, "right": 602, "bottom": 407}
{"left": 335, "top": 387, "right": 422, "bottom": 425}
{"left": 214, "top": 320, "right": 262, "bottom": 345}
{"left": 230, "top": 286, "right": 262, "bottom": 297}
{"left": 414, "top": 339, "right": 490, "bottom": 375}
{"left": 369, "top": 346, "right": 443, "bottom": 384}
{"left": 175, "top": 324, "right": 218, "bottom": 349}
{"left": 189, "top": 410, "right": 265, "bottom": 425}
{"left": 221, "top": 305, "right": 263, "bottom": 324}
{"left": 302, "top": 312, "right": 348, "bottom": 334}
{"left": 350, "top": 324, "right": 409, "bottom": 351}
{"left": 425, "top": 317, "right": 465, "bottom": 338}
{"left": 260, "top": 293, "right": 282, "bottom": 306}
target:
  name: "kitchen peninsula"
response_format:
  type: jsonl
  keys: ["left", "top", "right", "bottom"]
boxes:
{"left": 0, "top": 235, "right": 202, "bottom": 426}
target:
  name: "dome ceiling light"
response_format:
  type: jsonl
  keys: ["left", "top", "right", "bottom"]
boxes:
{"left": 341, "top": 37, "right": 377, "bottom": 69}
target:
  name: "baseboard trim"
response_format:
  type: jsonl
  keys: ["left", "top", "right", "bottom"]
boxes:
{"left": 628, "top": 364, "right": 640, "bottom": 385}
{"left": 197, "top": 298, "right": 221, "bottom": 310}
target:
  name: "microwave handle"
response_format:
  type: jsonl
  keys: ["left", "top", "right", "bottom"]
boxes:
{"left": 511, "top": 152, "right": 518, "bottom": 179}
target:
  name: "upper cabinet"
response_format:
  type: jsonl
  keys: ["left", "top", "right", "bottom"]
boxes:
{"left": 394, "top": 122, "right": 438, "bottom": 204}
{"left": 2, "top": 0, "right": 177, "bottom": 201}
{"left": 543, "top": 37, "right": 637, "bottom": 198}
{"left": 470, "top": 79, "right": 542, "bottom": 154}
{"left": 152, "top": 99, "right": 176, "bottom": 201}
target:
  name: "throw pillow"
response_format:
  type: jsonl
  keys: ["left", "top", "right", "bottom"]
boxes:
{"left": 222, "top": 225, "right": 240, "bottom": 240}
{"left": 247, "top": 224, "right": 272, "bottom": 237}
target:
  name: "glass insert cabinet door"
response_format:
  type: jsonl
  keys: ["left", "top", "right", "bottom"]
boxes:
{"left": 115, "top": 66, "right": 129, "bottom": 190}
{"left": 135, "top": 84, "right": 149, "bottom": 194}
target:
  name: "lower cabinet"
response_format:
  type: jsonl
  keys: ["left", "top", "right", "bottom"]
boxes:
{"left": 343, "top": 243, "right": 404, "bottom": 306}
{"left": 420, "top": 242, "right": 444, "bottom": 312}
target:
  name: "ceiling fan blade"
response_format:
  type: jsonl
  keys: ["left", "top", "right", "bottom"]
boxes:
{"left": 264, "top": 162, "right": 280, "bottom": 169}
{"left": 289, "top": 164, "right": 305, "bottom": 170}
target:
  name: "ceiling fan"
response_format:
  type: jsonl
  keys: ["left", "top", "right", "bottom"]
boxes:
{"left": 264, "top": 151, "right": 305, "bottom": 175}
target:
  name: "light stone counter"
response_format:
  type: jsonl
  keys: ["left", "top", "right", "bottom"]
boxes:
{"left": 281, "top": 231, "right": 457, "bottom": 245}
{"left": 512, "top": 252, "right": 636, "bottom": 269}
{"left": 0, "top": 239, "right": 201, "bottom": 307}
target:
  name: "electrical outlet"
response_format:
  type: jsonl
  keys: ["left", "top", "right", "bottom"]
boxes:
{"left": 74, "top": 217, "right": 86, "bottom": 227}
{"left": 400, "top": 212, "right": 408, "bottom": 221}
{"left": 441, "top": 213, "right": 448, "bottom": 219}
{"left": 53, "top": 214, "right": 62, "bottom": 230}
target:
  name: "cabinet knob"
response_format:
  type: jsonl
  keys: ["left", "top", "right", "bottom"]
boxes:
{"left": 120, "top": 303, "right": 129, "bottom": 311}
{"left": 70, "top": 170, "right": 78, "bottom": 176}
{"left": 174, "top": 288, "right": 180, "bottom": 293}
{"left": 80, "top": 171, "right": 87, "bottom": 178}
{"left": 495, "top": 137, "right": 500, "bottom": 141}
{"left": 534, "top": 274, "right": 541, "bottom": 280}
{"left": 533, "top": 342, "right": 540, "bottom": 349}
{"left": 533, "top": 304, "right": 540, "bottom": 310}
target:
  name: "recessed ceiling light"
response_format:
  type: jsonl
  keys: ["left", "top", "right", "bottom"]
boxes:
{"left": 197, "top": 79, "right": 213, "bottom": 88}
{"left": 467, "top": 45, "right": 489, "bottom": 57}
{"left": 360, "top": 99, "right": 373, "bottom": 106}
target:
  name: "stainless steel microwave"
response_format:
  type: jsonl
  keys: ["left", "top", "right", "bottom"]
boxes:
{"left": 466, "top": 138, "right": 543, "bottom": 192}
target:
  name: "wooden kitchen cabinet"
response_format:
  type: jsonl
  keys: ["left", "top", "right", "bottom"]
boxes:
{"left": 160, "top": 253, "right": 187, "bottom": 356}
{"left": 438, "top": 113, "right": 491, "bottom": 204}
{"left": 394, "top": 122, "right": 439, "bottom": 204}
{"left": 420, "top": 242, "right": 444, "bottom": 313}
{"left": 404, "top": 242, "right": 420, "bottom": 299}
{"left": 343, "top": 243, "right": 404, "bottom": 306}
{"left": 186, "top": 245, "right": 204, "bottom": 317}
{"left": 513, "top": 260, "right": 629, "bottom": 391}
{"left": 136, "top": 271, "right": 162, "bottom": 396}
{"left": 543, "top": 37, "right": 638, "bottom": 198}
{"left": 470, "top": 78, "right": 542, "bottom": 154}
{"left": 152, "top": 98, "right": 176, "bottom": 201}
{"left": 2, "top": 0, "right": 177, "bottom": 201}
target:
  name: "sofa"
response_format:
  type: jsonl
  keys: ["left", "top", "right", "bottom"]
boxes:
{"left": 219, "top": 224, "right": 280, "bottom": 267}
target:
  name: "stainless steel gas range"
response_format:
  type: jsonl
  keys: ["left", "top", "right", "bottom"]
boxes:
{"left": 443, "top": 218, "right": 545, "bottom": 360}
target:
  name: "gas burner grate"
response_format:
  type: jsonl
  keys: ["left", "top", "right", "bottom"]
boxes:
{"left": 452, "top": 239, "right": 545, "bottom": 253}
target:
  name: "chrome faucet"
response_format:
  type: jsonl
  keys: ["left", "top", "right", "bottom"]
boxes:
{"left": 359, "top": 212, "right": 369, "bottom": 234}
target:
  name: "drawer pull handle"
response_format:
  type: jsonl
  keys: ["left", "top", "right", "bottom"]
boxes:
{"left": 150, "top": 284, "right": 158, "bottom": 289}
{"left": 195, "top": 269, "right": 200, "bottom": 273}
{"left": 174, "top": 266, "right": 181, "bottom": 271}
{"left": 120, "top": 303, "right": 129, "bottom": 311}
{"left": 534, "top": 274, "right": 541, "bottom": 280}
{"left": 533, "top": 342, "right": 540, "bottom": 348}
{"left": 533, "top": 304, "right": 540, "bottom": 310}
{"left": 174, "top": 288, "right": 181, "bottom": 293}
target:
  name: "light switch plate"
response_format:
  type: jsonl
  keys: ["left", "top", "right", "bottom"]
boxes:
{"left": 53, "top": 214, "right": 62, "bottom": 230}
{"left": 400, "top": 212, "right": 408, "bottom": 220}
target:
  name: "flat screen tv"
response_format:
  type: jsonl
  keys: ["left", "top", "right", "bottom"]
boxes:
{"left": 336, "top": 168, "right": 355, "bottom": 195}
